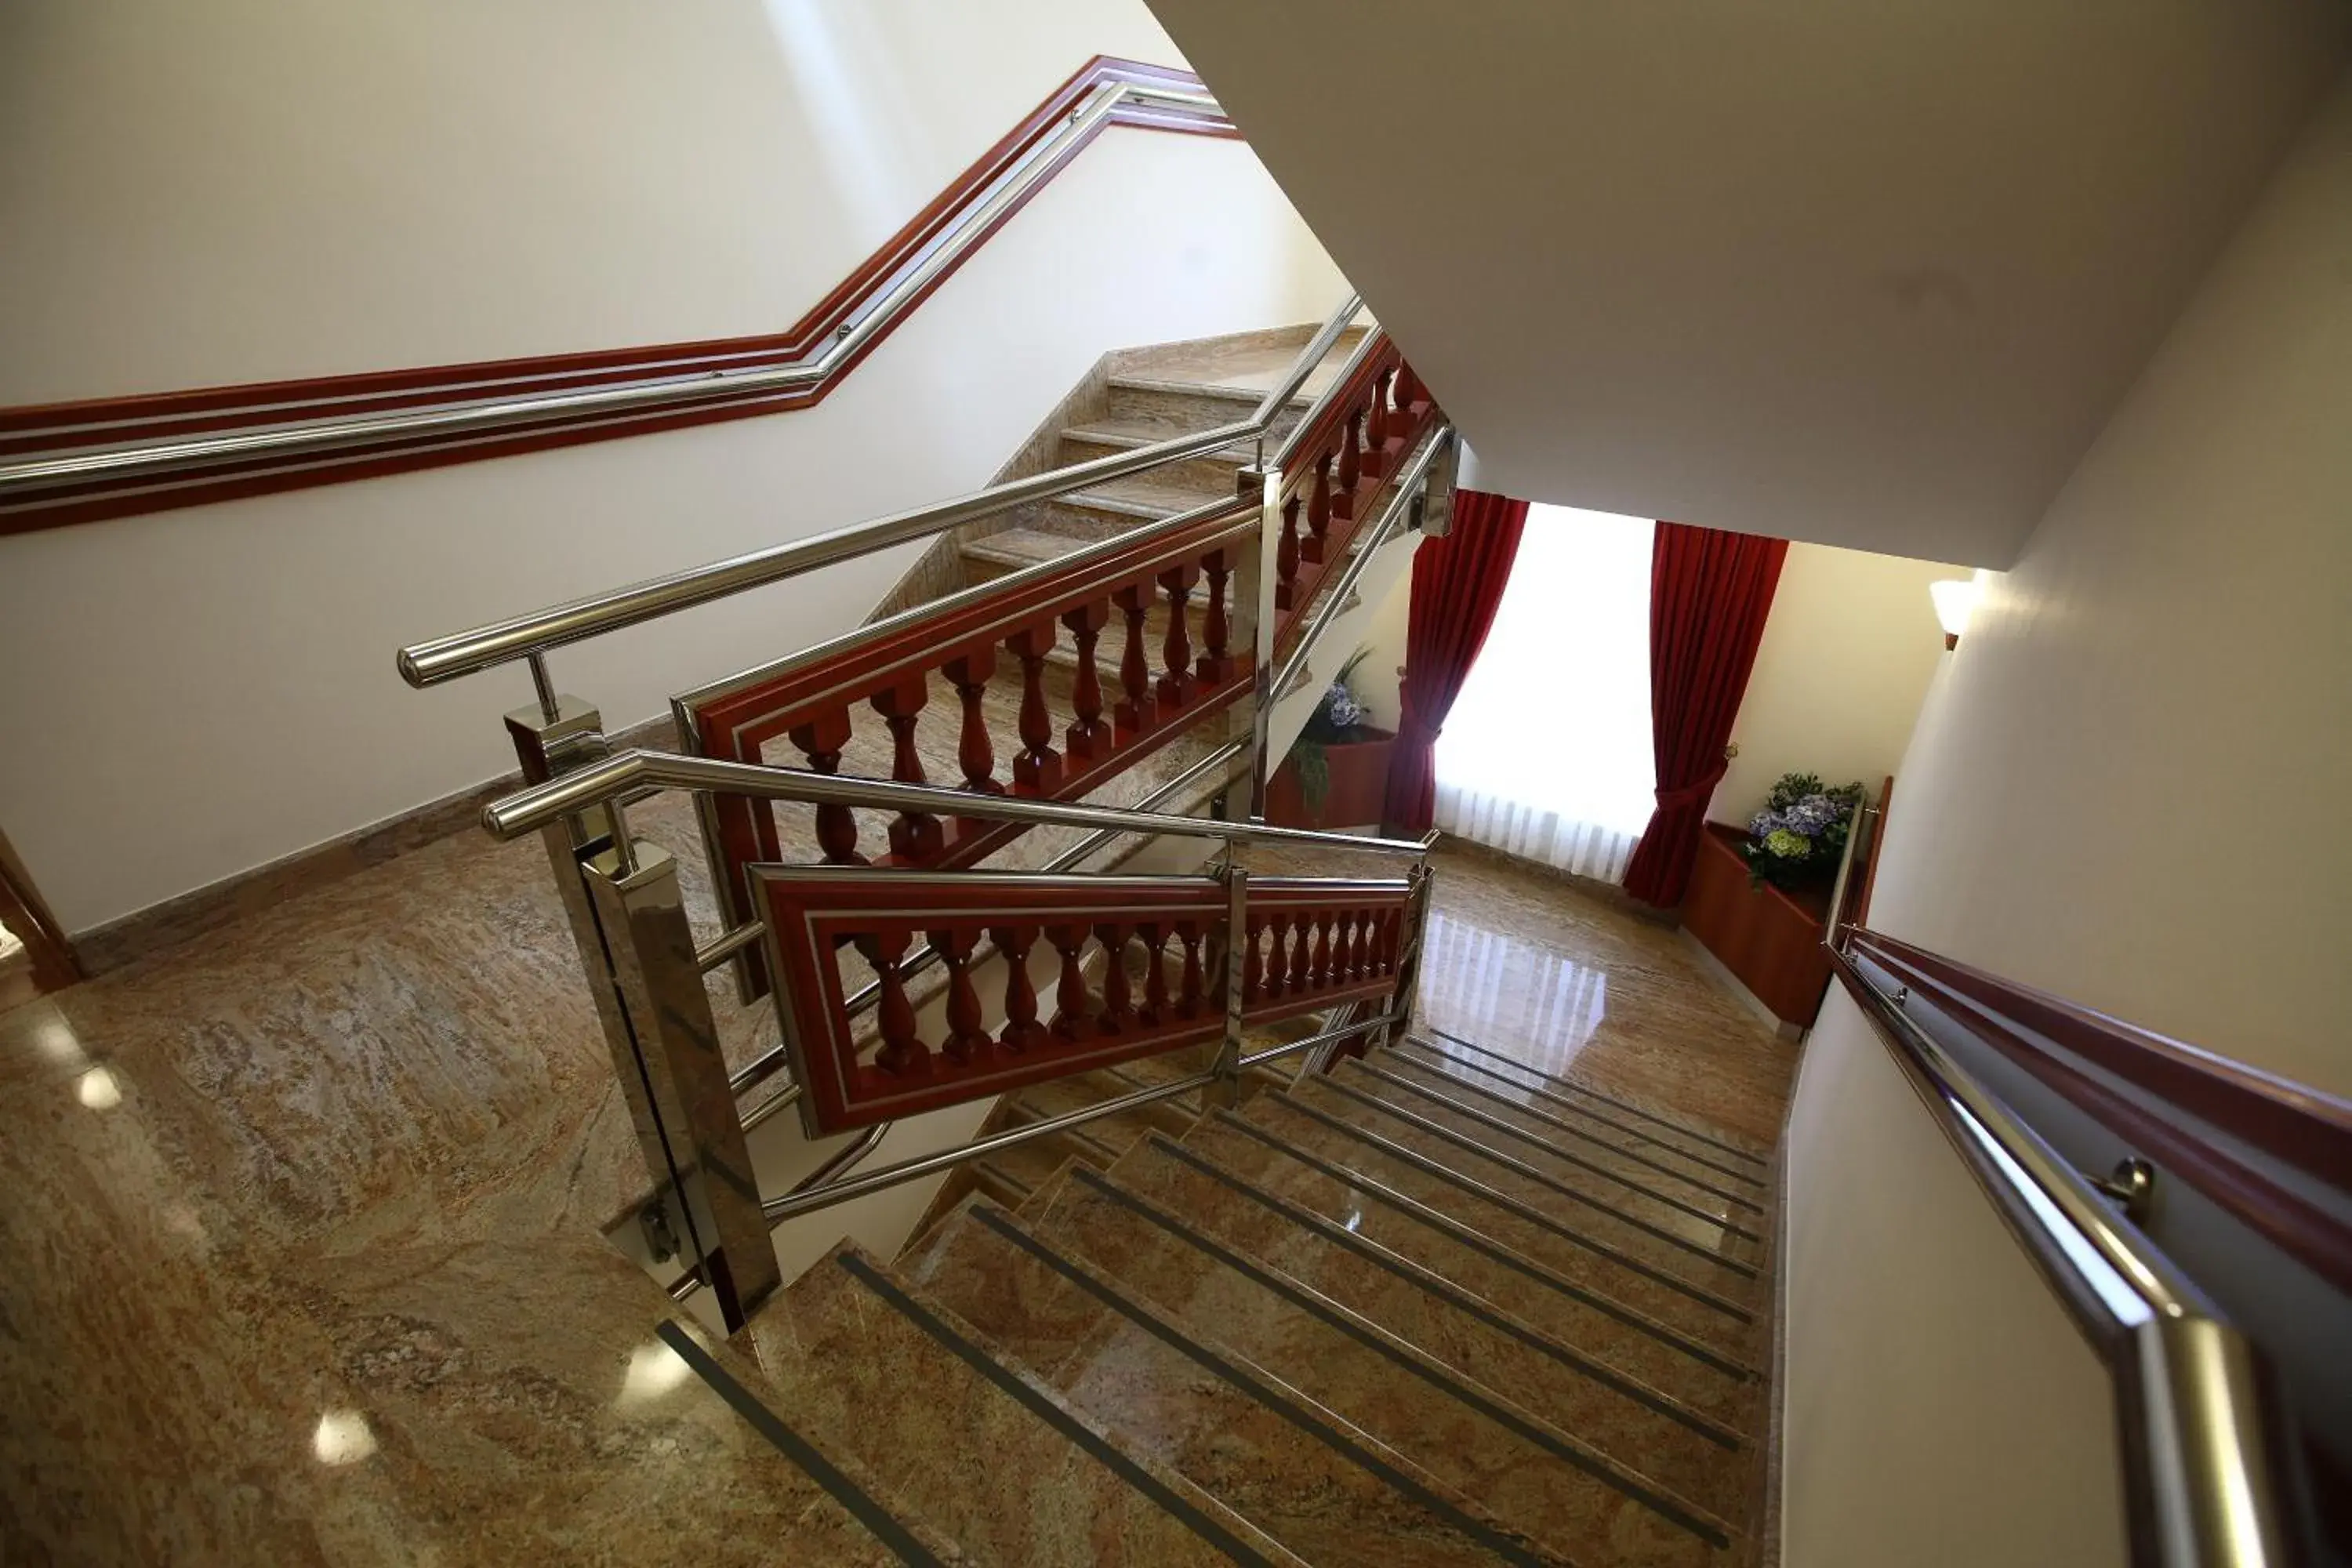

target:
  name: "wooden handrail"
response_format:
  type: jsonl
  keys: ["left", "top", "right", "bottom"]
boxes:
{"left": 1846, "top": 927, "right": 2352, "bottom": 1294}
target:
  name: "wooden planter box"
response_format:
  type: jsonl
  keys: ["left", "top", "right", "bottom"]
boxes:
{"left": 1682, "top": 822, "right": 1835, "bottom": 1031}
{"left": 1266, "top": 728, "right": 1396, "bottom": 829}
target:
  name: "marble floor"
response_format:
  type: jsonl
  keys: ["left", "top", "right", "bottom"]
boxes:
{"left": 0, "top": 810, "right": 1796, "bottom": 1561}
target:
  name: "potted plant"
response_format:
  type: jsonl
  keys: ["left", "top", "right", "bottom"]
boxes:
{"left": 1270, "top": 650, "right": 1396, "bottom": 827}
{"left": 1738, "top": 772, "right": 1866, "bottom": 890}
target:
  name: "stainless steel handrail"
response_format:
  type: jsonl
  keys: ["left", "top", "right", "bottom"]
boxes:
{"left": 1821, "top": 830, "right": 2286, "bottom": 1566}
{"left": 396, "top": 288, "right": 1367, "bottom": 688}
{"left": 0, "top": 79, "right": 1226, "bottom": 500}
{"left": 484, "top": 746, "right": 1428, "bottom": 856}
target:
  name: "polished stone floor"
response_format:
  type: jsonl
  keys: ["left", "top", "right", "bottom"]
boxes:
{"left": 0, "top": 818, "right": 1795, "bottom": 1560}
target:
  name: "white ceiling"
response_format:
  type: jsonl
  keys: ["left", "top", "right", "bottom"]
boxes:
{"left": 1148, "top": 2, "right": 2350, "bottom": 566}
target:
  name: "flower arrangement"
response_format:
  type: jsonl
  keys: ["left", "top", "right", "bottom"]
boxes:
{"left": 1740, "top": 771, "right": 1866, "bottom": 890}
{"left": 1293, "top": 648, "right": 1377, "bottom": 820}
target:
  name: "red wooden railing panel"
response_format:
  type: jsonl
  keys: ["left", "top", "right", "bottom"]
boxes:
{"left": 752, "top": 869, "right": 1411, "bottom": 1134}
{"left": 681, "top": 352, "right": 1443, "bottom": 996}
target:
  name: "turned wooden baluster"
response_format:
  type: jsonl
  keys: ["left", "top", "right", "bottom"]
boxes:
{"left": 1136, "top": 924, "right": 1170, "bottom": 1024}
{"left": 1336, "top": 404, "right": 1365, "bottom": 515}
{"left": 788, "top": 712, "right": 867, "bottom": 865}
{"left": 1155, "top": 563, "right": 1198, "bottom": 708}
{"left": 1309, "top": 911, "right": 1334, "bottom": 989}
{"left": 870, "top": 676, "right": 943, "bottom": 862}
{"left": 863, "top": 930, "right": 927, "bottom": 1075}
{"left": 1005, "top": 619, "right": 1062, "bottom": 795}
{"left": 931, "top": 926, "right": 991, "bottom": 1062}
{"left": 1382, "top": 909, "right": 1403, "bottom": 972}
{"left": 1275, "top": 493, "right": 1303, "bottom": 608}
{"left": 1094, "top": 922, "right": 1135, "bottom": 1034}
{"left": 1332, "top": 910, "right": 1357, "bottom": 983}
{"left": 1393, "top": 362, "right": 1422, "bottom": 412}
{"left": 942, "top": 646, "right": 1004, "bottom": 841}
{"left": 1287, "top": 910, "right": 1314, "bottom": 995}
{"left": 1062, "top": 601, "right": 1112, "bottom": 761}
{"left": 1363, "top": 368, "right": 1393, "bottom": 480}
{"left": 989, "top": 924, "right": 1047, "bottom": 1051}
{"left": 1240, "top": 916, "right": 1265, "bottom": 1006}
{"left": 1260, "top": 913, "right": 1288, "bottom": 1001}
{"left": 1303, "top": 455, "right": 1334, "bottom": 564}
{"left": 1112, "top": 583, "right": 1157, "bottom": 739}
{"left": 1047, "top": 923, "right": 1091, "bottom": 1040}
{"left": 1176, "top": 922, "right": 1206, "bottom": 1018}
{"left": 1195, "top": 548, "right": 1236, "bottom": 684}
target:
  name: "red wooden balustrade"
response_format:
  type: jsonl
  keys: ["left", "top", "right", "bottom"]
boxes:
{"left": 679, "top": 332, "right": 1441, "bottom": 996}
{"left": 750, "top": 869, "right": 1412, "bottom": 1134}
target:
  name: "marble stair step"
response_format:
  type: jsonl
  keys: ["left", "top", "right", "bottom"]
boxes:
{"left": 1002, "top": 1088, "right": 1134, "bottom": 1171}
{"left": 1108, "top": 1131, "right": 1752, "bottom": 1523}
{"left": 1350, "top": 1057, "right": 1772, "bottom": 1247}
{"left": 1312, "top": 1065, "right": 1768, "bottom": 1292}
{"left": 1104, "top": 377, "right": 1313, "bottom": 440}
{"left": 1181, "top": 1105, "right": 1762, "bottom": 1432}
{"left": 1234, "top": 1088, "right": 1762, "bottom": 1360}
{"left": 1410, "top": 1027, "right": 1775, "bottom": 1165}
{"left": 901, "top": 1199, "right": 1568, "bottom": 1567}
{"left": 1057, "top": 423, "right": 1257, "bottom": 492}
{"left": 735, "top": 1240, "right": 1305, "bottom": 1566}
{"left": 1393, "top": 1040, "right": 1773, "bottom": 1193}
{"left": 1034, "top": 1162, "right": 1737, "bottom": 1566}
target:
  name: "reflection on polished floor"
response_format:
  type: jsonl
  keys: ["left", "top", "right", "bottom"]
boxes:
{"left": 0, "top": 821, "right": 1795, "bottom": 1559}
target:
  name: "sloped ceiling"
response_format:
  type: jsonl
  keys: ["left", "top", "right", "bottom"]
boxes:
{"left": 1148, "top": 2, "right": 2350, "bottom": 565}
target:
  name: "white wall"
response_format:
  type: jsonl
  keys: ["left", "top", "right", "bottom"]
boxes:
{"left": 1783, "top": 68, "right": 2352, "bottom": 1566}
{"left": 0, "top": 0, "right": 1345, "bottom": 933}
{"left": 1708, "top": 543, "right": 1963, "bottom": 825}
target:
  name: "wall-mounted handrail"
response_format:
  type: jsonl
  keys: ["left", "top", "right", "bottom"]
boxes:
{"left": 484, "top": 744, "right": 1430, "bottom": 856}
{"left": 397, "top": 289, "right": 1367, "bottom": 689}
{"left": 1819, "top": 829, "right": 2292, "bottom": 1566}
{"left": 0, "top": 74, "right": 1224, "bottom": 505}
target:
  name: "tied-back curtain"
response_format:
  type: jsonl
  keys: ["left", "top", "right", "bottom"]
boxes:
{"left": 1381, "top": 489, "right": 1528, "bottom": 833}
{"left": 1621, "top": 521, "right": 1788, "bottom": 907}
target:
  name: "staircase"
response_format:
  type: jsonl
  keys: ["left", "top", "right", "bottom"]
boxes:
{"left": 683, "top": 1024, "right": 1771, "bottom": 1566}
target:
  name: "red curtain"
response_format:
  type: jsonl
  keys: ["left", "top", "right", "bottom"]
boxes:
{"left": 1621, "top": 521, "right": 1788, "bottom": 906}
{"left": 1381, "top": 488, "right": 1528, "bottom": 833}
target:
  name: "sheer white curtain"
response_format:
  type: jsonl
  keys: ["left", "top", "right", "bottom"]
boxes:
{"left": 1435, "top": 505, "right": 1656, "bottom": 882}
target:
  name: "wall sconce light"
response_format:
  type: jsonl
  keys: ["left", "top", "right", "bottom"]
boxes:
{"left": 1929, "top": 579, "right": 1977, "bottom": 650}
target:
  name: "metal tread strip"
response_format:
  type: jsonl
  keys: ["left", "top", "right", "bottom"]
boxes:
{"left": 966, "top": 1204, "right": 1552, "bottom": 1567}
{"left": 1062, "top": 1164, "right": 1735, "bottom": 1550}
{"left": 1316, "top": 1076, "right": 1765, "bottom": 1275}
{"left": 1417, "top": 1029, "right": 1769, "bottom": 1166}
{"left": 1201, "top": 1106, "right": 1759, "bottom": 1377}
{"left": 834, "top": 1250, "right": 1282, "bottom": 1566}
{"left": 1354, "top": 1061, "right": 1767, "bottom": 1233}
{"left": 653, "top": 1319, "right": 948, "bottom": 1566}
{"left": 1391, "top": 1040, "right": 1769, "bottom": 1190}
{"left": 1249, "top": 1093, "right": 1757, "bottom": 1323}
{"left": 1140, "top": 1131, "right": 1744, "bottom": 1447}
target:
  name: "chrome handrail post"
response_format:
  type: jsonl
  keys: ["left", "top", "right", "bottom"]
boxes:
{"left": 1242, "top": 462, "right": 1284, "bottom": 822}
{"left": 581, "top": 837, "right": 781, "bottom": 1334}
{"left": 1208, "top": 836, "right": 1248, "bottom": 1109}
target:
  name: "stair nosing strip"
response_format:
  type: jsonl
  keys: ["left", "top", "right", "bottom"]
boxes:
{"left": 967, "top": 1204, "right": 1552, "bottom": 1567}
{"left": 1141, "top": 1131, "right": 1743, "bottom": 1449}
{"left": 1356, "top": 1062, "right": 1766, "bottom": 1238}
{"left": 837, "top": 1250, "right": 1284, "bottom": 1566}
{"left": 653, "top": 1319, "right": 949, "bottom": 1568}
{"left": 1205, "top": 1106, "right": 1757, "bottom": 1377}
{"left": 1320, "top": 1074, "right": 1764, "bottom": 1275}
{"left": 1418, "top": 1028, "right": 1769, "bottom": 1165}
{"left": 1392, "top": 1043, "right": 1770, "bottom": 1193}
{"left": 1065, "top": 1165, "right": 1735, "bottom": 1550}
{"left": 1254, "top": 1093, "right": 1757, "bottom": 1323}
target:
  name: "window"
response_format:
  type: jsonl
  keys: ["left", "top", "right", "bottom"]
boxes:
{"left": 1435, "top": 505, "right": 1656, "bottom": 882}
